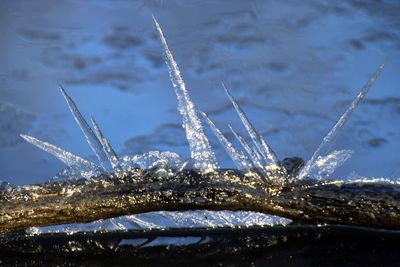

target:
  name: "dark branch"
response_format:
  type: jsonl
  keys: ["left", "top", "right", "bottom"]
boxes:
{"left": 0, "top": 169, "right": 399, "bottom": 233}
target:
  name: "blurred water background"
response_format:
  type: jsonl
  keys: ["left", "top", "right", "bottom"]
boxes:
{"left": 0, "top": 0, "right": 399, "bottom": 185}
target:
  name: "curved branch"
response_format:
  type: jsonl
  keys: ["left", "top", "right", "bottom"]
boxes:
{"left": 0, "top": 169, "right": 399, "bottom": 233}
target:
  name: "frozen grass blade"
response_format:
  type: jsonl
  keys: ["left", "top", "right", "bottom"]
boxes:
{"left": 153, "top": 16, "right": 218, "bottom": 171}
{"left": 59, "top": 85, "right": 111, "bottom": 171}
{"left": 222, "top": 83, "right": 279, "bottom": 165}
{"left": 90, "top": 117, "right": 121, "bottom": 170}
{"left": 20, "top": 134, "right": 100, "bottom": 171}
{"left": 200, "top": 111, "right": 252, "bottom": 170}
{"left": 299, "top": 63, "right": 386, "bottom": 179}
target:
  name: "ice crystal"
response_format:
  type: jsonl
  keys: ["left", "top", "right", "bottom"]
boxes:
{"left": 20, "top": 134, "right": 101, "bottom": 173}
{"left": 52, "top": 165, "right": 103, "bottom": 180}
{"left": 59, "top": 85, "right": 112, "bottom": 171}
{"left": 201, "top": 111, "right": 252, "bottom": 170}
{"left": 299, "top": 63, "right": 386, "bottom": 179}
{"left": 119, "top": 151, "right": 183, "bottom": 171}
{"left": 223, "top": 84, "right": 279, "bottom": 165}
{"left": 90, "top": 117, "right": 121, "bottom": 170}
{"left": 0, "top": 180, "right": 12, "bottom": 192}
{"left": 229, "top": 125, "right": 269, "bottom": 178}
{"left": 153, "top": 17, "right": 218, "bottom": 172}
{"left": 310, "top": 150, "right": 353, "bottom": 179}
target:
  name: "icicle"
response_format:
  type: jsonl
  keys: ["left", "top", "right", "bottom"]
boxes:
{"left": 200, "top": 111, "right": 252, "bottom": 170}
{"left": 90, "top": 117, "right": 121, "bottom": 170}
{"left": 299, "top": 63, "right": 386, "bottom": 179}
{"left": 153, "top": 17, "right": 218, "bottom": 171}
{"left": 228, "top": 125, "right": 269, "bottom": 179}
{"left": 20, "top": 134, "right": 100, "bottom": 171}
{"left": 222, "top": 83, "right": 279, "bottom": 165}
{"left": 59, "top": 85, "right": 111, "bottom": 171}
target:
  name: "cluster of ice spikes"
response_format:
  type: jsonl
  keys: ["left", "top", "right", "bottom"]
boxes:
{"left": 20, "top": 18, "right": 385, "bottom": 183}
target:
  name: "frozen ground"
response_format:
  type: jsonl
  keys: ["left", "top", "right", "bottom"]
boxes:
{"left": 0, "top": 0, "right": 400, "bottom": 185}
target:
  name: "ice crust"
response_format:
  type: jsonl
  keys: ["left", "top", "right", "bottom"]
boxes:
{"left": 26, "top": 211, "right": 292, "bottom": 235}
{"left": 309, "top": 150, "right": 353, "bottom": 179}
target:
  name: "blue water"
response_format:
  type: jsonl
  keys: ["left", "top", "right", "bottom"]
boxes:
{"left": 0, "top": 0, "right": 400, "bottom": 185}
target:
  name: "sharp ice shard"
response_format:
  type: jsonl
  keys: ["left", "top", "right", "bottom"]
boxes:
{"left": 222, "top": 83, "right": 279, "bottom": 165}
{"left": 229, "top": 125, "right": 269, "bottom": 179}
{"left": 200, "top": 111, "right": 252, "bottom": 170}
{"left": 59, "top": 85, "right": 111, "bottom": 171}
{"left": 20, "top": 134, "right": 100, "bottom": 172}
{"left": 299, "top": 63, "right": 386, "bottom": 179}
{"left": 90, "top": 117, "right": 121, "bottom": 170}
{"left": 229, "top": 125, "right": 262, "bottom": 164}
{"left": 153, "top": 17, "right": 218, "bottom": 171}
